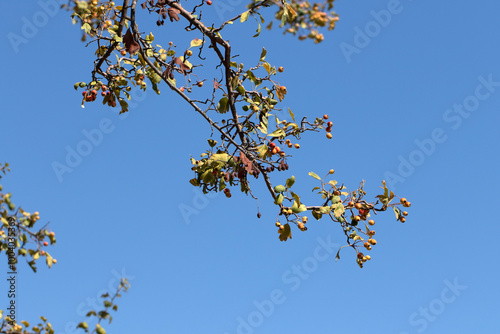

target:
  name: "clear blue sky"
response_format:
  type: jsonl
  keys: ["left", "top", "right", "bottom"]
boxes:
{"left": 1, "top": 0, "right": 499, "bottom": 333}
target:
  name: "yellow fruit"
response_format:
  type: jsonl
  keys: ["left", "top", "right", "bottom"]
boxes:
{"left": 369, "top": 239, "right": 377, "bottom": 245}
{"left": 275, "top": 222, "right": 281, "bottom": 227}
{"left": 295, "top": 144, "right": 300, "bottom": 149}
{"left": 368, "top": 219, "right": 375, "bottom": 225}
{"left": 326, "top": 133, "right": 333, "bottom": 139}
{"left": 186, "top": 50, "right": 193, "bottom": 56}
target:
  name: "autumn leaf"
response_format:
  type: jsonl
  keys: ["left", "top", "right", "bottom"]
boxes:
{"left": 190, "top": 38, "right": 203, "bottom": 48}
{"left": 123, "top": 28, "right": 140, "bottom": 54}
{"left": 278, "top": 223, "right": 292, "bottom": 241}
{"left": 167, "top": 7, "right": 180, "bottom": 22}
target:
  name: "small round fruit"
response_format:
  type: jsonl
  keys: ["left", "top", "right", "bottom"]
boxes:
{"left": 369, "top": 238, "right": 377, "bottom": 245}
{"left": 49, "top": 232, "right": 55, "bottom": 237}
{"left": 355, "top": 203, "right": 362, "bottom": 209}
{"left": 278, "top": 66, "right": 284, "bottom": 72}
{"left": 206, "top": 0, "right": 212, "bottom": 4}
{"left": 52, "top": 259, "right": 57, "bottom": 264}
{"left": 365, "top": 255, "right": 371, "bottom": 260}
{"left": 280, "top": 86, "right": 286, "bottom": 91}
{"left": 400, "top": 197, "right": 407, "bottom": 204}
{"left": 43, "top": 241, "right": 49, "bottom": 246}
{"left": 348, "top": 201, "right": 354, "bottom": 207}
{"left": 186, "top": 50, "right": 193, "bottom": 56}
{"left": 257, "top": 212, "right": 261, "bottom": 218}
{"left": 405, "top": 201, "right": 411, "bottom": 207}
{"left": 40, "top": 250, "right": 45, "bottom": 255}
{"left": 179, "top": 87, "right": 185, "bottom": 92}
{"left": 403, "top": 211, "right": 408, "bottom": 216}
{"left": 326, "top": 133, "right": 333, "bottom": 139}
{"left": 400, "top": 217, "right": 406, "bottom": 223}
{"left": 279, "top": 225, "right": 285, "bottom": 230}
{"left": 295, "top": 143, "right": 300, "bottom": 149}
{"left": 369, "top": 230, "right": 375, "bottom": 236}
{"left": 329, "top": 169, "right": 334, "bottom": 174}
{"left": 197, "top": 81, "right": 204, "bottom": 87}
{"left": 363, "top": 242, "right": 370, "bottom": 248}
{"left": 275, "top": 222, "right": 281, "bottom": 227}
{"left": 298, "top": 222, "right": 305, "bottom": 229}
{"left": 368, "top": 220, "right": 375, "bottom": 226}
{"left": 354, "top": 215, "right": 361, "bottom": 222}
{"left": 302, "top": 216, "right": 308, "bottom": 223}
{"left": 120, "top": 50, "right": 127, "bottom": 56}
{"left": 327, "top": 121, "right": 333, "bottom": 127}
{"left": 323, "top": 114, "right": 329, "bottom": 120}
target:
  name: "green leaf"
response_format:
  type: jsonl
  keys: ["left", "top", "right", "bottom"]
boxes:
{"left": 260, "top": 47, "right": 267, "bottom": 61}
{"left": 286, "top": 175, "right": 295, "bottom": 188}
{"left": 240, "top": 10, "right": 250, "bottom": 23}
{"left": 77, "top": 322, "right": 89, "bottom": 330}
{"left": 217, "top": 96, "right": 229, "bottom": 113}
{"left": 274, "top": 185, "right": 285, "bottom": 193}
{"left": 318, "top": 206, "right": 331, "bottom": 214}
{"left": 331, "top": 196, "right": 341, "bottom": 203}
{"left": 253, "top": 21, "right": 261, "bottom": 38}
{"left": 274, "top": 193, "right": 284, "bottom": 205}
{"left": 393, "top": 206, "right": 402, "bottom": 220}
{"left": 81, "top": 23, "right": 92, "bottom": 34}
{"left": 312, "top": 210, "right": 322, "bottom": 220}
{"left": 95, "top": 324, "right": 106, "bottom": 334}
{"left": 291, "top": 201, "right": 307, "bottom": 213}
{"left": 268, "top": 128, "right": 286, "bottom": 138}
{"left": 257, "top": 144, "right": 268, "bottom": 159}
{"left": 290, "top": 192, "right": 302, "bottom": 206}
{"left": 308, "top": 172, "right": 321, "bottom": 180}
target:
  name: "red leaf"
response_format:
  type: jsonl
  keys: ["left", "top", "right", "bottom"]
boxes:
{"left": 239, "top": 152, "right": 253, "bottom": 174}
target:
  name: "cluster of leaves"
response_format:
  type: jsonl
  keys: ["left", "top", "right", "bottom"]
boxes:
{"left": 64, "top": 0, "right": 411, "bottom": 267}
{"left": 76, "top": 279, "right": 130, "bottom": 334}
{"left": 0, "top": 163, "right": 56, "bottom": 272}
{"left": 267, "top": 0, "right": 340, "bottom": 43}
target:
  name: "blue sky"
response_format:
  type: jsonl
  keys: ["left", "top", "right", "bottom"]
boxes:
{"left": 1, "top": 0, "right": 499, "bottom": 333}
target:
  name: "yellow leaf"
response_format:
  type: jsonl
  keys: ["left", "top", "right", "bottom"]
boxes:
{"left": 190, "top": 38, "right": 203, "bottom": 48}
{"left": 241, "top": 10, "right": 250, "bottom": 23}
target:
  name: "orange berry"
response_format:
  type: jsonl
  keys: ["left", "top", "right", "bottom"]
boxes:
{"left": 278, "top": 66, "right": 284, "bottom": 72}
{"left": 326, "top": 133, "right": 333, "bottom": 139}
